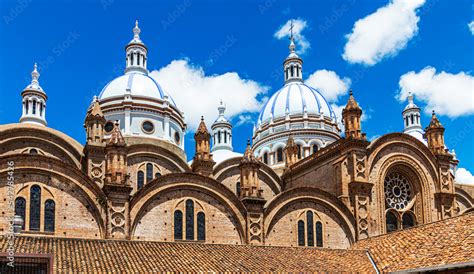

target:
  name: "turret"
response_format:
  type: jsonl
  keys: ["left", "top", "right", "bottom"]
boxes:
{"left": 342, "top": 91, "right": 365, "bottom": 140}
{"left": 283, "top": 22, "right": 303, "bottom": 84}
{"left": 284, "top": 135, "right": 299, "bottom": 168}
{"left": 191, "top": 117, "right": 215, "bottom": 176}
{"left": 84, "top": 96, "right": 106, "bottom": 145}
{"left": 425, "top": 110, "right": 447, "bottom": 155}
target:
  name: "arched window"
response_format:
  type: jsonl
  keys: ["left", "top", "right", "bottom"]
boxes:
{"left": 197, "top": 212, "right": 205, "bottom": 241}
{"left": 30, "top": 149, "right": 38, "bottom": 155}
{"left": 263, "top": 153, "right": 268, "bottom": 164}
{"left": 312, "top": 145, "right": 318, "bottom": 154}
{"left": 277, "top": 147, "right": 283, "bottom": 162}
{"left": 290, "top": 65, "right": 294, "bottom": 77}
{"left": 39, "top": 102, "right": 43, "bottom": 116}
{"left": 402, "top": 212, "right": 415, "bottom": 229}
{"left": 315, "top": 221, "right": 323, "bottom": 247}
{"left": 185, "top": 200, "right": 194, "bottom": 240}
{"left": 32, "top": 99, "right": 37, "bottom": 115}
{"left": 44, "top": 199, "right": 55, "bottom": 232}
{"left": 416, "top": 115, "right": 419, "bottom": 124}
{"left": 155, "top": 172, "right": 161, "bottom": 178}
{"left": 137, "top": 53, "right": 140, "bottom": 65}
{"left": 297, "top": 145, "right": 302, "bottom": 159}
{"left": 218, "top": 131, "right": 221, "bottom": 143}
{"left": 174, "top": 210, "right": 183, "bottom": 240}
{"left": 137, "top": 171, "right": 144, "bottom": 190}
{"left": 236, "top": 182, "right": 241, "bottom": 197}
{"left": 14, "top": 197, "right": 26, "bottom": 230}
{"left": 146, "top": 163, "right": 153, "bottom": 183}
{"left": 405, "top": 117, "right": 408, "bottom": 126}
{"left": 131, "top": 53, "right": 134, "bottom": 65}
{"left": 224, "top": 131, "right": 227, "bottom": 143}
{"left": 29, "top": 185, "right": 41, "bottom": 231}
{"left": 25, "top": 101, "right": 29, "bottom": 114}
{"left": 297, "top": 220, "right": 305, "bottom": 246}
{"left": 410, "top": 114, "right": 414, "bottom": 124}
{"left": 297, "top": 66, "right": 300, "bottom": 77}
{"left": 386, "top": 211, "right": 398, "bottom": 233}
{"left": 306, "top": 211, "right": 314, "bottom": 246}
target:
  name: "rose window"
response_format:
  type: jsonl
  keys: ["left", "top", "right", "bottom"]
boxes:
{"left": 384, "top": 172, "right": 412, "bottom": 211}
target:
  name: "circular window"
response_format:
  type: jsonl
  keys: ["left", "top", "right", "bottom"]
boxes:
{"left": 104, "top": 121, "right": 114, "bottom": 133}
{"left": 174, "top": 132, "right": 180, "bottom": 144}
{"left": 384, "top": 172, "right": 412, "bottom": 211}
{"left": 142, "top": 121, "right": 154, "bottom": 134}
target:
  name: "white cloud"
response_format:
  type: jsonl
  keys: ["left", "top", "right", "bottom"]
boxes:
{"left": 398, "top": 66, "right": 474, "bottom": 118}
{"left": 305, "top": 70, "right": 351, "bottom": 102}
{"left": 468, "top": 21, "right": 474, "bottom": 35}
{"left": 235, "top": 114, "right": 254, "bottom": 127}
{"left": 150, "top": 59, "right": 268, "bottom": 131}
{"left": 343, "top": 0, "right": 425, "bottom": 66}
{"left": 274, "top": 18, "right": 310, "bottom": 54}
{"left": 456, "top": 167, "right": 474, "bottom": 185}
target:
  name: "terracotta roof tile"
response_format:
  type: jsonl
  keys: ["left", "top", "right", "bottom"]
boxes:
{"left": 1, "top": 237, "right": 374, "bottom": 273}
{"left": 352, "top": 212, "right": 474, "bottom": 272}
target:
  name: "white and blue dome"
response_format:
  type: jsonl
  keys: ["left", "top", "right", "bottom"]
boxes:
{"left": 95, "top": 21, "right": 186, "bottom": 150}
{"left": 257, "top": 82, "right": 337, "bottom": 127}
{"left": 99, "top": 71, "right": 177, "bottom": 107}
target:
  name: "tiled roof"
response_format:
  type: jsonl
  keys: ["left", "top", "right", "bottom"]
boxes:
{"left": 352, "top": 212, "right": 474, "bottom": 272}
{"left": 0, "top": 236, "right": 374, "bottom": 273}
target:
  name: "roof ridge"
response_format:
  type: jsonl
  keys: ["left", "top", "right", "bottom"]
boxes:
{"left": 13, "top": 234, "right": 365, "bottom": 252}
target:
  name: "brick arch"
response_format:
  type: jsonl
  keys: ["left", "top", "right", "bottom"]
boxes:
{"left": 372, "top": 154, "right": 437, "bottom": 233}
{"left": 367, "top": 133, "right": 438, "bottom": 181}
{"left": 213, "top": 157, "right": 283, "bottom": 195}
{"left": 0, "top": 155, "right": 106, "bottom": 237}
{"left": 264, "top": 187, "right": 356, "bottom": 245}
{"left": 0, "top": 124, "right": 84, "bottom": 169}
{"left": 127, "top": 144, "right": 191, "bottom": 173}
{"left": 130, "top": 173, "right": 247, "bottom": 243}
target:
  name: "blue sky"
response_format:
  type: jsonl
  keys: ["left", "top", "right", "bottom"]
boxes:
{"left": 0, "top": 0, "right": 473, "bottom": 182}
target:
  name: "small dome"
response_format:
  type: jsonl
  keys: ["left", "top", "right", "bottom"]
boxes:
{"left": 257, "top": 82, "right": 336, "bottom": 127}
{"left": 99, "top": 72, "right": 177, "bottom": 106}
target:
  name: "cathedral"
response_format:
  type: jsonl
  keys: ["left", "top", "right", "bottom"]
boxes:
{"left": 0, "top": 21, "right": 473, "bottom": 273}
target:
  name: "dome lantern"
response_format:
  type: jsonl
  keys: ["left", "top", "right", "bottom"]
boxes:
{"left": 283, "top": 21, "right": 303, "bottom": 84}
{"left": 402, "top": 92, "right": 424, "bottom": 142}
{"left": 211, "top": 100, "right": 233, "bottom": 152}
{"left": 125, "top": 20, "right": 148, "bottom": 74}
{"left": 20, "top": 63, "right": 48, "bottom": 126}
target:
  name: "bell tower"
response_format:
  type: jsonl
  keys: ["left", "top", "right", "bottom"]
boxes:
{"left": 103, "top": 121, "right": 132, "bottom": 239}
{"left": 83, "top": 96, "right": 107, "bottom": 186}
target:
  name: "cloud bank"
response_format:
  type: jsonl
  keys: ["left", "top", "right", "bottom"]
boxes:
{"left": 343, "top": 0, "right": 425, "bottom": 66}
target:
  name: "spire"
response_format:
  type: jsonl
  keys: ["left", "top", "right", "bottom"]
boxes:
{"left": 345, "top": 90, "right": 360, "bottom": 110}
{"left": 20, "top": 63, "right": 48, "bottom": 126}
{"left": 197, "top": 116, "right": 209, "bottom": 134}
{"left": 241, "top": 139, "right": 258, "bottom": 164}
{"left": 125, "top": 20, "right": 148, "bottom": 74}
{"left": 108, "top": 121, "right": 126, "bottom": 146}
{"left": 132, "top": 20, "right": 141, "bottom": 42}
{"left": 283, "top": 20, "right": 303, "bottom": 84}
